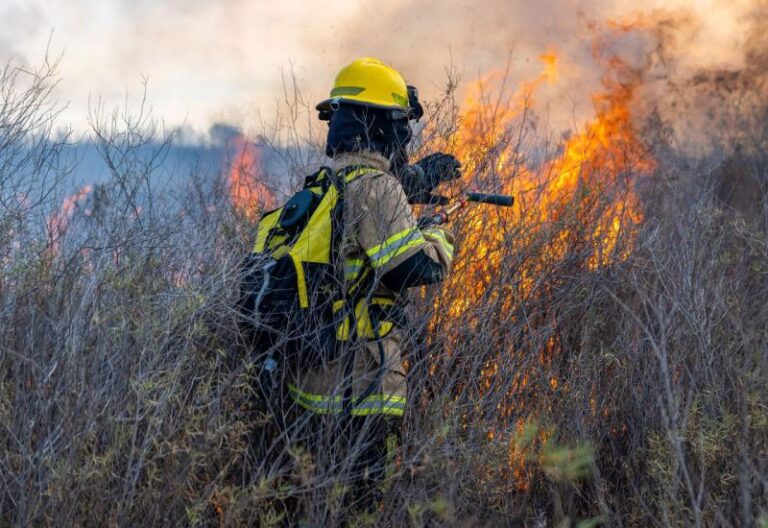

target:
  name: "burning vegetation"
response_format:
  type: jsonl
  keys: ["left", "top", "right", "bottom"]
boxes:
{"left": 441, "top": 49, "right": 647, "bottom": 314}
{"left": 226, "top": 133, "right": 275, "bottom": 217}
{"left": 411, "top": 40, "right": 654, "bottom": 492}
{"left": 0, "top": 10, "right": 767, "bottom": 528}
{"left": 46, "top": 185, "right": 93, "bottom": 255}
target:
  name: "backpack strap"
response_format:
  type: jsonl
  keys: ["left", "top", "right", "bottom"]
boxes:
{"left": 327, "top": 164, "right": 382, "bottom": 286}
{"left": 303, "top": 166, "right": 332, "bottom": 189}
{"left": 297, "top": 163, "right": 388, "bottom": 414}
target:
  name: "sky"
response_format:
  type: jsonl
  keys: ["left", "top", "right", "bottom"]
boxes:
{"left": 0, "top": 0, "right": 759, "bottom": 138}
{"left": 2, "top": 1, "right": 360, "bottom": 134}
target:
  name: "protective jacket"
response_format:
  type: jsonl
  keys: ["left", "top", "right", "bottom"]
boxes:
{"left": 286, "top": 151, "right": 454, "bottom": 417}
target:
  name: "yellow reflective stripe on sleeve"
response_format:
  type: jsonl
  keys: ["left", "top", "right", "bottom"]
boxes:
{"left": 349, "top": 402, "right": 405, "bottom": 416}
{"left": 424, "top": 228, "right": 454, "bottom": 259}
{"left": 366, "top": 227, "right": 425, "bottom": 269}
{"left": 288, "top": 251, "right": 309, "bottom": 308}
{"left": 287, "top": 384, "right": 406, "bottom": 416}
{"left": 344, "top": 258, "right": 365, "bottom": 281}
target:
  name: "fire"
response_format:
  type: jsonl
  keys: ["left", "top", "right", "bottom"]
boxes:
{"left": 440, "top": 51, "right": 647, "bottom": 318}
{"left": 538, "top": 52, "right": 559, "bottom": 86}
{"left": 227, "top": 134, "right": 275, "bottom": 217}
{"left": 47, "top": 185, "right": 93, "bottom": 254}
{"left": 427, "top": 43, "right": 651, "bottom": 485}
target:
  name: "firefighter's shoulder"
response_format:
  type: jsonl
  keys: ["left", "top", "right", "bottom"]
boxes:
{"left": 348, "top": 169, "right": 408, "bottom": 207}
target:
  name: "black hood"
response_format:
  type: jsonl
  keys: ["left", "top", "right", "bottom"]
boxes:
{"left": 325, "top": 104, "right": 411, "bottom": 173}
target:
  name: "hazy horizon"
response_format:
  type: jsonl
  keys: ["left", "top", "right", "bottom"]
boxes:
{"left": 3, "top": 0, "right": 759, "bottom": 139}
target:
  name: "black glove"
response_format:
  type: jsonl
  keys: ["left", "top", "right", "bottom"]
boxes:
{"left": 400, "top": 153, "right": 462, "bottom": 204}
{"left": 416, "top": 152, "right": 462, "bottom": 182}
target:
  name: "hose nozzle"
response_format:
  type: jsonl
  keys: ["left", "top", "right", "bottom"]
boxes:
{"left": 417, "top": 192, "right": 514, "bottom": 228}
{"left": 466, "top": 192, "right": 514, "bottom": 207}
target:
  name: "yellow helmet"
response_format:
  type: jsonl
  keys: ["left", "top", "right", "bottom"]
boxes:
{"left": 316, "top": 57, "right": 409, "bottom": 113}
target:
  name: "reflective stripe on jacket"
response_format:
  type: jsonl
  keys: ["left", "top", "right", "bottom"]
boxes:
{"left": 288, "top": 151, "right": 454, "bottom": 416}
{"left": 288, "top": 383, "right": 406, "bottom": 417}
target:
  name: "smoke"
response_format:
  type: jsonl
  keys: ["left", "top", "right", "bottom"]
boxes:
{"left": 305, "top": 0, "right": 768, "bottom": 151}
{"left": 659, "top": 3, "right": 768, "bottom": 151}
{"left": 0, "top": 4, "right": 43, "bottom": 64}
{"left": 2, "top": 0, "right": 765, "bottom": 149}
{"left": 5, "top": 1, "right": 366, "bottom": 132}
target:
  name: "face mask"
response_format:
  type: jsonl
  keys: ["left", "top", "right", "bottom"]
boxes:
{"left": 325, "top": 104, "right": 412, "bottom": 171}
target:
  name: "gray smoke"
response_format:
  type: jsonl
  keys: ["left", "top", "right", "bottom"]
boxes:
{"left": 302, "top": 0, "right": 768, "bottom": 152}
{"left": 0, "top": 4, "right": 43, "bottom": 64}
{"left": 1, "top": 0, "right": 765, "bottom": 149}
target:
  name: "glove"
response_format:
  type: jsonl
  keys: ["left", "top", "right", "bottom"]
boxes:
{"left": 400, "top": 153, "right": 462, "bottom": 204}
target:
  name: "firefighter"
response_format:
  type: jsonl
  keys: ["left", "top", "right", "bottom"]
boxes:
{"left": 243, "top": 57, "right": 460, "bottom": 521}
{"left": 296, "top": 57, "right": 459, "bottom": 517}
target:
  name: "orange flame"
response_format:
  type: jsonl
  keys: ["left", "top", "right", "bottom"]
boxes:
{"left": 439, "top": 51, "right": 648, "bottom": 319}
{"left": 538, "top": 52, "right": 559, "bottom": 85}
{"left": 427, "top": 46, "right": 652, "bottom": 486}
{"left": 47, "top": 185, "right": 93, "bottom": 253}
{"left": 227, "top": 134, "right": 275, "bottom": 217}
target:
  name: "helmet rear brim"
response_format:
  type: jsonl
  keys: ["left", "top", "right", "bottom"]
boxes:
{"left": 315, "top": 97, "right": 407, "bottom": 113}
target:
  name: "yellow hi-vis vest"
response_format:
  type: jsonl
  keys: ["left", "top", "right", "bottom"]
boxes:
{"left": 249, "top": 165, "right": 393, "bottom": 353}
{"left": 248, "top": 165, "right": 406, "bottom": 417}
{"left": 253, "top": 166, "right": 375, "bottom": 305}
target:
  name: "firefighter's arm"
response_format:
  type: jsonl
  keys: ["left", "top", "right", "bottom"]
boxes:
{"left": 354, "top": 173, "right": 454, "bottom": 290}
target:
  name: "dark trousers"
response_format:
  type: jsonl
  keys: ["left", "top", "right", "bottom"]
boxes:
{"left": 295, "top": 412, "right": 401, "bottom": 525}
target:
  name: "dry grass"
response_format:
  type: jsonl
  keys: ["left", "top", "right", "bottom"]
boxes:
{"left": 0, "top": 59, "right": 766, "bottom": 527}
